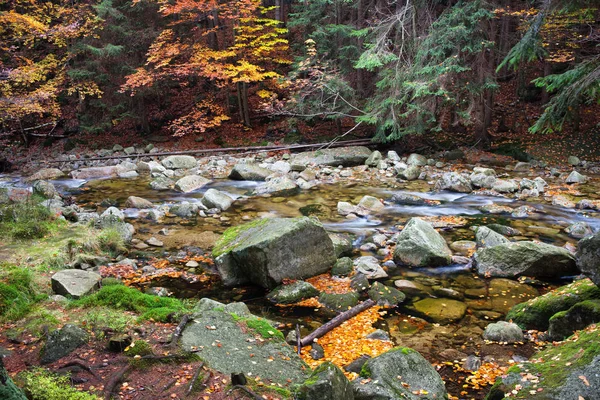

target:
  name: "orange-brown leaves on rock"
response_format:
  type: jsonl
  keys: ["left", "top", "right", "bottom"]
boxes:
{"left": 299, "top": 306, "right": 393, "bottom": 379}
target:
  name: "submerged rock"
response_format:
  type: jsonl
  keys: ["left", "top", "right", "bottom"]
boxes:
{"left": 474, "top": 241, "right": 577, "bottom": 279}
{"left": 393, "top": 218, "right": 452, "bottom": 267}
{"left": 213, "top": 217, "right": 336, "bottom": 288}
{"left": 565, "top": 221, "right": 593, "bottom": 239}
{"left": 411, "top": 298, "right": 467, "bottom": 324}
{"left": 353, "top": 347, "right": 448, "bottom": 400}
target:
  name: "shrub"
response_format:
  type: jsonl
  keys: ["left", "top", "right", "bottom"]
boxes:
{"left": 97, "top": 227, "right": 126, "bottom": 256}
{"left": 0, "top": 265, "right": 43, "bottom": 321}
{"left": 0, "top": 199, "right": 58, "bottom": 240}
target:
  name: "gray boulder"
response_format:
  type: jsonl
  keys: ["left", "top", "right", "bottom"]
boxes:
{"left": 365, "top": 151, "right": 382, "bottom": 167}
{"left": 475, "top": 241, "right": 578, "bottom": 278}
{"left": 406, "top": 153, "right": 427, "bottom": 166}
{"left": 568, "top": 155, "right": 581, "bottom": 166}
{"left": 493, "top": 179, "right": 519, "bottom": 193}
{"left": 393, "top": 218, "right": 452, "bottom": 267}
{"left": 470, "top": 172, "right": 496, "bottom": 189}
{"left": 354, "top": 256, "right": 388, "bottom": 279}
{"left": 368, "top": 282, "right": 405, "bottom": 307}
{"left": 548, "top": 300, "right": 600, "bottom": 341}
{"left": 70, "top": 166, "right": 119, "bottom": 179}
{"left": 40, "top": 324, "right": 88, "bottom": 364}
{"left": 290, "top": 146, "right": 372, "bottom": 170}
{"left": 566, "top": 170, "right": 587, "bottom": 184}
{"left": 254, "top": 176, "right": 299, "bottom": 196}
{"left": 161, "top": 155, "right": 197, "bottom": 169}
{"left": 32, "top": 180, "right": 59, "bottom": 199}
{"left": 482, "top": 321, "right": 523, "bottom": 343}
{"left": 175, "top": 175, "right": 210, "bottom": 193}
{"left": 356, "top": 195, "right": 385, "bottom": 216}
{"left": 296, "top": 362, "right": 354, "bottom": 400}
{"left": 267, "top": 281, "right": 319, "bottom": 304}
{"left": 435, "top": 172, "right": 472, "bottom": 193}
{"left": 330, "top": 233, "right": 353, "bottom": 257}
{"left": 213, "top": 217, "right": 336, "bottom": 288}
{"left": 170, "top": 202, "right": 199, "bottom": 218}
{"left": 201, "top": 188, "right": 233, "bottom": 211}
{"left": 149, "top": 176, "right": 174, "bottom": 191}
{"left": 51, "top": 269, "right": 101, "bottom": 299}
{"left": 513, "top": 162, "right": 531, "bottom": 171}
{"left": 26, "top": 168, "right": 64, "bottom": 182}
{"left": 577, "top": 232, "right": 600, "bottom": 286}
{"left": 475, "top": 226, "right": 510, "bottom": 248}
{"left": 565, "top": 221, "right": 593, "bottom": 239}
{"left": 353, "top": 347, "right": 447, "bottom": 400}
{"left": 398, "top": 165, "right": 420, "bottom": 181}
{"left": 101, "top": 206, "right": 125, "bottom": 221}
{"left": 229, "top": 163, "right": 273, "bottom": 181}
{"left": 125, "top": 196, "right": 153, "bottom": 209}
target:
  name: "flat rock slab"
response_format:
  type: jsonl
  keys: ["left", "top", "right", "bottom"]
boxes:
{"left": 181, "top": 310, "right": 308, "bottom": 385}
{"left": 290, "top": 146, "right": 372, "bottom": 170}
{"left": 175, "top": 175, "right": 210, "bottom": 193}
{"left": 51, "top": 269, "right": 101, "bottom": 299}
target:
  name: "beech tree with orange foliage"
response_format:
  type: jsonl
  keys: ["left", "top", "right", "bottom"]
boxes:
{"left": 122, "top": 0, "right": 289, "bottom": 134}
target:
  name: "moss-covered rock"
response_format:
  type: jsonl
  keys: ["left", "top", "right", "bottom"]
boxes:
{"left": 576, "top": 231, "right": 600, "bottom": 287}
{"left": 331, "top": 257, "right": 353, "bottom": 276}
{"left": 319, "top": 292, "right": 360, "bottom": 312}
{"left": 368, "top": 282, "right": 405, "bottom": 307}
{"left": 548, "top": 300, "right": 600, "bottom": 341}
{"left": 296, "top": 362, "right": 354, "bottom": 400}
{"left": 0, "top": 358, "right": 27, "bottom": 399}
{"left": 485, "top": 326, "right": 600, "bottom": 400}
{"left": 353, "top": 347, "right": 448, "bottom": 400}
{"left": 267, "top": 281, "right": 319, "bottom": 305}
{"left": 505, "top": 278, "right": 600, "bottom": 330}
{"left": 213, "top": 217, "right": 336, "bottom": 288}
{"left": 40, "top": 324, "right": 88, "bottom": 364}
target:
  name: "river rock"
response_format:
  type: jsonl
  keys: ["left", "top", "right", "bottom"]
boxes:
{"left": 552, "top": 195, "right": 576, "bottom": 208}
{"left": 337, "top": 201, "right": 357, "bottom": 216}
{"left": 576, "top": 231, "right": 600, "bottom": 286}
{"left": 71, "top": 166, "right": 119, "bottom": 179}
{"left": 170, "top": 202, "right": 199, "bottom": 218}
{"left": 493, "top": 179, "right": 519, "bottom": 193}
{"left": 149, "top": 176, "right": 174, "bottom": 191}
{"left": 181, "top": 300, "right": 307, "bottom": 384}
{"left": 412, "top": 298, "right": 467, "bottom": 323}
{"left": 577, "top": 199, "right": 600, "bottom": 210}
{"left": 397, "top": 165, "right": 420, "bottom": 181}
{"left": 356, "top": 195, "right": 385, "bottom": 215}
{"left": 271, "top": 160, "right": 291, "bottom": 174}
{"left": 470, "top": 172, "right": 496, "bottom": 189}
{"left": 513, "top": 162, "right": 531, "bottom": 171}
{"left": 40, "top": 324, "right": 88, "bottom": 364}
{"left": 475, "top": 226, "right": 510, "bottom": 248}
{"left": 354, "top": 256, "right": 388, "bottom": 279}
{"left": 566, "top": 170, "right": 587, "bottom": 184}
{"left": 32, "top": 180, "right": 58, "bottom": 199}
{"left": 213, "top": 217, "right": 336, "bottom": 288}
{"left": 296, "top": 362, "right": 354, "bottom": 400}
{"left": 450, "top": 240, "right": 476, "bottom": 256}
{"left": 161, "top": 155, "right": 197, "bottom": 169}
{"left": 568, "top": 155, "right": 581, "bottom": 166}
{"left": 125, "top": 196, "right": 153, "bottom": 209}
{"left": 565, "top": 221, "right": 593, "bottom": 239}
{"left": 175, "top": 175, "right": 210, "bottom": 193}
{"left": 393, "top": 280, "right": 431, "bottom": 298}
{"left": 330, "top": 233, "right": 353, "bottom": 257}
{"left": 353, "top": 347, "right": 448, "bottom": 400}
{"left": 331, "top": 257, "right": 353, "bottom": 276}
{"left": 101, "top": 206, "right": 125, "bottom": 221}
{"left": 368, "top": 282, "right": 405, "bottom": 307}
{"left": 393, "top": 218, "right": 452, "bottom": 267}
{"left": 435, "top": 172, "right": 472, "bottom": 193}
{"left": 406, "top": 153, "right": 427, "bottom": 166}
{"left": 486, "top": 224, "right": 521, "bottom": 236}
{"left": 201, "top": 188, "right": 233, "bottom": 211}
{"left": 290, "top": 146, "right": 372, "bottom": 170}
{"left": 267, "top": 281, "right": 319, "bottom": 304}
{"left": 51, "top": 270, "right": 101, "bottom": 299}
{"left": 390, "top": 193, "right": 427, "bottom": 205}
{"left": 482, "top": 321, "right": 523, "bottom": 343}
{"left": 229, "top": 163, "right": 273, "bottom": 180}
{"left": 26, "top": 168, "right": 65, "bottom": 182}
{"left": 319, "top": 292, "right": 360, "bottom": 311}
{"left": 365, "top": 150, "right": 382, "bottom": 167}
{"left": 475, "top": 241, "right": 578, "bottom": 279}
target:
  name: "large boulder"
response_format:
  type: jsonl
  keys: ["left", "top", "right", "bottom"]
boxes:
{"left": 175, "top": 175, "right": 210, "bottom": 193}
{"left": 40, "top": 324, "right": 88, "bottom": 364}
{"left": 296, "top": 362, "right": 354, "bottom": 400}
{"left": 353, "top": 347, "right": 448, "bottom": 400}
{"left": 33, "top": 180, "right": 59, "bottom": 199}
{"left": 486, "top": 328, "right": 600, "bottom": 400}
{"left": 406, "top": 153, "right": 427, "bottom": 166}
{"left": 576, "top": 231, "right": 600, "bottom": 286}
{"left": 161, "top": 155, "right": 197, "bottom": 169}
{"left": 267, "top": 281, "right": 319, "bottom": 304}
{"left": 475, "top": 241, "right": 578, "bottom": 279}
{"left": 505, "top": 278, "right": 600, "bottom": 330}
{"left": 290, "top": 146, "right": 372, "bottom": 170}
{"left": 254, "top": 176, "right": 299, "bottom": 196}
{"left": 229, "top": 163, "right": 273, "bottom": 181}
{"left": 213, "top": 217, "right": 336, "bottom": 288}
{"left": 0, "top": 358, "right": 26, "bottom": 399}
{"left": 26, "top": 168, "right": 65, "bottom": 182}
{"left": 393, "top": 218, "right": 452, "bottom": 267}
{"left": 548, "top": 300, "right": 600, "bottom": 341}
{"left": 181, "top": 299, "right": 307, "bottom": 385}
{"left": 435, "top": 172, "right": 472, "bottom": 193}
{"left": 51, "top": 269, "right": 101, "bottom": 299}
{"left": 201, "top": 188, "right": 233, "bottom": 211}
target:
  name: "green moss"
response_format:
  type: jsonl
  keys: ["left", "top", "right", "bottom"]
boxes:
{"left": 75, "top": 306, "right": 135, "bottom": 338}
{"left": 19, "top": 368, "right": 101, "bottom": 400}
{"left": 97, "top": 227, "right": 126, "bottom": 256}
{"left": 124, "top": 339, "right": 153, "bottom": 357}
{"left": 244, "top": 317, "right": 284, "bottom": 340}
{"left": 0, "top": 199, "right": 61, "bottom": 240}
{"left": 70, "top": 285, "right": 190, "bottom": 322}
{"left": 506, "top": 278, "right": 600, "bottom": 330}
{"left": 212, "top": 218, "right": 269, "bottom": 257}
{"left": 359, "top": 363, "right": 371, "bottom": 378}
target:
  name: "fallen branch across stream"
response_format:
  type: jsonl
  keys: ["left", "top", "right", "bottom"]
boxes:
{"left": 299, "top": 298, "right": 376, "bottom": 349}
